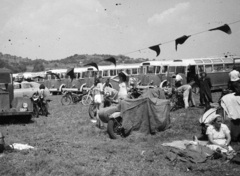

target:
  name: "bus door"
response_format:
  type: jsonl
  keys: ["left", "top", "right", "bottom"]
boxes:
{"left": 85, "top": 70, "right": 96, "bottom": 88}
{"left": 139, "top": 65, "right": 149, "bottom": 85}
{"left": 186, "top": 65, "right": 197, "bottom": 83}
{"left": 71, "top": 73, "right": 80, "bottom": 88}
{"left": 210, "top": 63, "right": 228, "bottom": 89}
{"left": 166, "top": 66, "right": 176, "bottom": 87}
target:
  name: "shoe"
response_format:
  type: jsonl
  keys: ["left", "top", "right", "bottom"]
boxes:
{"left": 191, "top": 105, "right": 196, "bottom": 107}
{"left": 199, "top": 103, "right": 205, "bottom": 107}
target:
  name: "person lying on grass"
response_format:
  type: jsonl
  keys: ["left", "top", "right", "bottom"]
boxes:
{"left": 206, "top": 115, "right": 234, "bottom": 153}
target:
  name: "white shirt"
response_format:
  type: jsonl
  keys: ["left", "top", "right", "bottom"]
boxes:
{"left": 175, "top": 74, "right": 183, "bottom": 82}
{"left": 118, "top": 82, "right": 128, "bottom": 99}
{"left": 229, "top": 70, "right": 240, "bottom": 81}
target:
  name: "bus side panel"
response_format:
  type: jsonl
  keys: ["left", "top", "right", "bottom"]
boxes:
{"left": 85, "top": 77, "right": 95, "bottom": 88}
{"left": 71, "top": 79, "right": 85, "bottom": 89}
{"left": 44, "top": 80, "right": 51, "bottom": 89}
{"left": 50, "top": 80, "right": 62, "bottom": 89}
{"left": 139, "top": 75, "right": 148, "bottom": 85}
{"left": 207, "top": 72, "right": 229, "bottom": 90}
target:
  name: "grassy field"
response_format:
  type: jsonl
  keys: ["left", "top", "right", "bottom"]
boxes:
{"left": 0, "top": 92, "right": 240, "bottom": 176}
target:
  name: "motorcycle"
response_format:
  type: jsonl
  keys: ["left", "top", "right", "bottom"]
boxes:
{"left": 30, "top": 93, "right": 51, "bottom": 117}
{"left": 98, "top": 105, "right": 126, "bottom": 139}
{"left": 61, "top": 91, "right": 86, "bottom": 105}
{"left": 30, "top": 92, "right": 40, "bottom": 118}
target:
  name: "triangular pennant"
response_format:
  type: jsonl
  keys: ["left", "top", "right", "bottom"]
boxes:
{"left": 83, "top": 62, "right": 99, "bottom": 71}
{"left": 209, "top": 24, "right": 232, "bottom": 34}
{"left": 66, "top": 68, "right": 75, "bottom": 81}
{"left": 175, "top": 35, "right": 190, "bottom": 51}
{"left": 149, "top": 45, "right": 161, "bottom": 57}
{"left": 104, "top": 57, "right": 116, "bottom": 67}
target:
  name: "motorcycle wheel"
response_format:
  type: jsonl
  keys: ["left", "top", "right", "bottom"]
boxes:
{"left": 41, "top": 104, "right": 48, "bottom": 117}
{"left": 33, "top": 104, "right": 39, "bottom": 118}
{"left": 82, "top": 95, "right": 92, "bottom": 105}
{"left": 88, "top": 103, "right": 97, "bottom": 120}
{"left": 61, "top": 96, "right": 71, "bottom": 105}
{"left": 107, "top": 118, "right": 124, "bottom": 139}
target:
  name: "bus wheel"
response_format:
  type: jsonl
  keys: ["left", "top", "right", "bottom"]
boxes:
{"left": 192, "top": 84, "right": 199, "bottom": 94}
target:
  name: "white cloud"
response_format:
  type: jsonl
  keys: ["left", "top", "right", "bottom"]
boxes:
{"left": 148, "top": 2, "right": 190, "bottom": 26}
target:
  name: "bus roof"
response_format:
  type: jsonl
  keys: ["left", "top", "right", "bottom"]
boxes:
{"left": 86, "top": 64, "right": 140, "bottom": 71}
{"left": 141, "top": 56, "right": 240, "bottom": 67}
{"left": 140, "top": 60, "right": 171, "bottom": 66}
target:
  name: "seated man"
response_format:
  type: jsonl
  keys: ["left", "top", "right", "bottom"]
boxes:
{"left": 206, "top": 115, "right": 234, "bottom": 153}
{"left": 177, "top": 84, "right": 196, "bottom": 109}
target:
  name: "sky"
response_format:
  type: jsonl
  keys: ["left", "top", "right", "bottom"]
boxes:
{"left": 0, "top": 0, "right": 240, "bottom": 61}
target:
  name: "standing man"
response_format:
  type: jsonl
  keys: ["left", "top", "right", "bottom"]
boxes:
{"left": 199, "top": 72, "right": 213, "bottom": 108}
{"left": 228, "top": 66, "right": 240, "bottom": 95}
{"left": 177, "top": 84, "right": 196, "bottom": 109}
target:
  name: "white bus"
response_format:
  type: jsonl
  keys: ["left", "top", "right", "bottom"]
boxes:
{"left": 139, "top": 56, "right": 240, "bottom": 92}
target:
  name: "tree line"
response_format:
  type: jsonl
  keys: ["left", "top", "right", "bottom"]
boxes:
{"left": 0, "top": 52, "right": 149, "bottom": 73}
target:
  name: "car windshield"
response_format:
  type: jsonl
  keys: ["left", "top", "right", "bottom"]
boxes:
{"left": 14, "top": 84, "right": 21, "bottom": 89}
{"left": 22, "top": 84, "right": 32, "bottom": 89}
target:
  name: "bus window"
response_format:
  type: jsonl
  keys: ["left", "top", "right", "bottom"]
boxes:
{"left": 198, "top": 65, "right": 204, "bottom": 73}
{"left": 116, "top": 70, "right": 122, "bottom": 74}
{"left": 224, "top": 64, "right": 233, "bottom": 71}
{"left": 82, "top": 72, "right": 88, "bottom": 78}
{"left": 126, "top": 69, "right": 131, "bottom": 75}
{"left": 103, "top": 70, "right": 109, "bottom": 77}
{"left": 132, "top": 68, "right": 138, "bottom": 75}
{"left": 110, "top": 70, "right": 116, "bottom": 76}
{"left": 162, "top": 66, "right": 168, "bottom": 73}
{"left": 205, "top": 65, "right": 212, "bottom": 73}
{"left": 146, "top": 66, "right": 155, "bottom": 74}
{"left": 213, "top": 64, "right": 224, "bottom": 72}
{"left": 155, "top": 66, "right": 161, "bottom": 74}
{"left": 139, "top": 67, "right": 144, "bottom": 74}
{"left": 176, "top": 66, "right": 185, "bottom": 74}
{"left": 169, "top": 66, "right": 175, "bottom": 73}
{"left": 48, "top": 75, "right": 51, "bottom": 80}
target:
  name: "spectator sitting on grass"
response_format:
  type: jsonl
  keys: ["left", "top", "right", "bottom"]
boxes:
{"left": 206, "top": 115, "right": 234, "bottom": 153}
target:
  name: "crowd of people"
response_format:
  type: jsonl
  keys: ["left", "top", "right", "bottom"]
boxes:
{"left": 172, "top": 68, "right": 240, "bottom": 155}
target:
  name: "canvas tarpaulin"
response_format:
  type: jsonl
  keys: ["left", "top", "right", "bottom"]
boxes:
{"left": 139, "top": 87, "right": 166, "bottom": 99}
{"left": 120, "top": 97, "right": 170, "bottom": 135}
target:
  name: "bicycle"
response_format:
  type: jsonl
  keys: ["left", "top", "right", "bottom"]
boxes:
{"left": 82, "top": 89, "right": 94, "bottom": 105}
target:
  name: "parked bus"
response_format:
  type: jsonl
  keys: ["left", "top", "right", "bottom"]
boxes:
{"left": 45, "top": 68, "right": 90, "bottom": 94}
{"left": 138, "top": 60, "right": 172, "bottom": 87}
{"left": 139, "top": 56, "right": 240, "bottom": 93}
{"left": 83, "top": 64, "right": 141, "bottom": 90}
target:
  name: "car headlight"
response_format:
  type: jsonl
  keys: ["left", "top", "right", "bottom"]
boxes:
{"left": 23, "top": 103, "right": 28, "bottom": 108}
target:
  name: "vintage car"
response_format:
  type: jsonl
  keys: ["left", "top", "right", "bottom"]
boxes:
{"left": 14, "top": 81, "right": 51, "bottom": 98}
{"left": 0, "top": 69, "right": 33, "bottom": 122}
